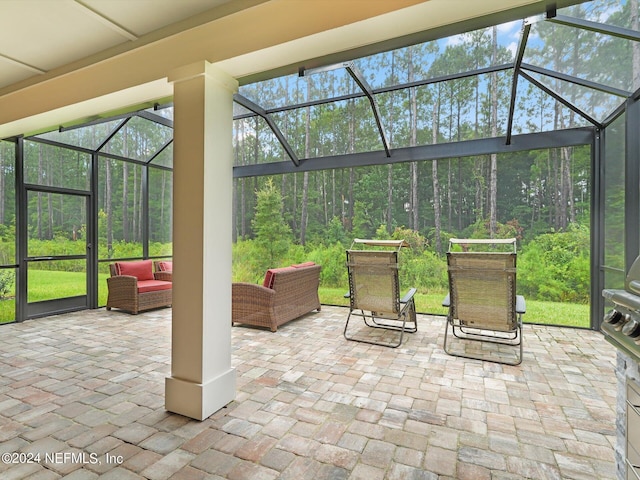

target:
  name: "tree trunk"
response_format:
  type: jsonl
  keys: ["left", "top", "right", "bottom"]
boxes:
{"left": 132, "top": 165, "right": 138, "bottom": 242}
{"left": 137, "top": 171, "right": 144, "bottom": 242}
{"left": 432, "top": 99, "right": 442, "bottom": 254}
{"left": 387, "top": 51, "right": 396, "bottom": 234}
{"left": 160, "top": 170, "right": 166, "bottom": 240}
{"left": 410, "top": 85, "right": 419, "bottom": 230}
{"left": 106, "top": 160, "right": 113, "bottom": 252}
{"left": 123, "top": 162, "right": 129, "bottom": 242}
{"left": 489, "top": 25, "right": 499, "bottom": 238}
{"left": 347, "top": 96, "right": 356, "bottom": 230}
{"left": 300, "top": 82, "right": 311, "bottom": 245}
{"left": 46, "top": 155, "right": 53, "bottom": 239}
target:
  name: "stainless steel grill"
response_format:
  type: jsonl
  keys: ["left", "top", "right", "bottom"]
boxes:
{"left": 602, "top": 255, "right": 640, "bottom": 363}
{"left": 602, "top": 256, "right": 640, "bottom": 480}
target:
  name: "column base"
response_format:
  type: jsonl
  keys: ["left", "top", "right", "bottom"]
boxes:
{"left": 165, "top": 368, "right": 236, "bottom": 421}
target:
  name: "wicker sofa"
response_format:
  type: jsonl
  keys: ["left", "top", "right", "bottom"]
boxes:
{"left": 106, "top": 260, "right": 172, "bottom": 314}
{"left": 232, "top": 262, "right": 321, "bottom": 331}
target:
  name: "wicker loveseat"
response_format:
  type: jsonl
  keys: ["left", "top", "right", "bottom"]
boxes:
{"left": 232, "top": 262, "right": 321, "bottom": 331}
{"left": 106, "top": 260, "right": 172, "bottom": 314}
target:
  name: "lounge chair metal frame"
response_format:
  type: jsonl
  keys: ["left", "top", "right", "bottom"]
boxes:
{"left": 344, "top": 239, "right": 417, "bottom": 348}
{"left": 443, "top": 238, "right": 525, "bottom": 365}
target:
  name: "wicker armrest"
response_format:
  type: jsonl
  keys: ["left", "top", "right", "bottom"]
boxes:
{"left": 232, "top": 282, "right": 277, "bottom": 330}
{"left": 107, "top": 275, "right": 138, "bottom": 289}
{"left": 154, "top": 271, "right": 172, "bottom": 282}
{"left": 232, "top": 282, "right": 275, "bottom": 306}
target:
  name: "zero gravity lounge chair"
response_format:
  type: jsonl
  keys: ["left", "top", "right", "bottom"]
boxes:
{"left": 344, "top": 239, "right": 417, "bottom": 348}
{"left": 442, "top": 238, "right": 525, "bottom": 365}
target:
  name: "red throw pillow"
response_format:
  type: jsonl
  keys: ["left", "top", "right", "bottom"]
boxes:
{"left": 116, "top": 260, "right": 154, "bottom": 281}
{"left": 262, "top": 267, "right": 296, "bottom": 289}
{"left": 157, "top": 261, "right": 173, "bottom": 272}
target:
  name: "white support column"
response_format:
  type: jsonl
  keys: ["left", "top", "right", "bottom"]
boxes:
{"left": 165, "top": 61, "right": 237, "bottom": 421}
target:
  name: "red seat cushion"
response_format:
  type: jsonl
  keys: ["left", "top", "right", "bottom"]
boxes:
{"left": 262, "top": 267, "right": 295, "bottom": 289}
{"left": 156, "top": 261, "right": 173, "bottom": 272}
{"left": 137, "top": 280, "right": 172, "bottom": 293}
{"left": 115, "top": 260, "right": 154, "bottom": 281}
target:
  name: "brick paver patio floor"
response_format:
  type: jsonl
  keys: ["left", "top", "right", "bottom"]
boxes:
{"left": 0, "top": 305, "right": 617, "bottom": 479}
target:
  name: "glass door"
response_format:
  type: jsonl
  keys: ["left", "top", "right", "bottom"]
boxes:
{"left": 25, "top": 189, "right": 90, "bottom": 318}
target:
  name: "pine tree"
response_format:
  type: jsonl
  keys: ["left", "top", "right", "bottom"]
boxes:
{"left": 252, "top": 179, "right": 292, "bottom": 271}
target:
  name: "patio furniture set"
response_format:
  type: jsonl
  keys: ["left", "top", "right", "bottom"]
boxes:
{"left": 106, "top": 260, "right": 173, "bottom": 315}
{"left": 105, "top": 238, "right": 525, "bottom": 364}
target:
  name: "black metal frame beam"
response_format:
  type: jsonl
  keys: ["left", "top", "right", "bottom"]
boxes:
{"left": 344, "top": 63, "right": 391, "bottom": 157}
{"left": 550, "top": 14, "right": 640, "bottom": 42}
{"left": 520, "top": 71, "right": 602, "bottom": 128}
{"left": 26, "top": 135, "right": 171, "bottom": 171}
{"left": 236, "top": 64, "right": 513, "bottom": 121}
{"left": 136, "top": 109, "right": 174, "bottom": 129}
{"left": 506, "top": 21, "right": 531, "bottom": 145}
{"left": 521, "top": 63, "right": 631, "bottom": 98}
{"left": 57, "top": 105, "right": 174, "bottom": 133}
{"left": 15, "top": 138, "right": 25, "bottom": 322}
{"left": 96, "top": 117, "right": 130, "bottom": 152}
{"left": 233, "top": 93, "right": 299, "bottom": 166}
{"left": 234, "top": 127, "right": 594, "bottom": 178}
{"left": 298, "top": 61, "right": 391, "bottom": 157}
{"left": 591, "top": 127, "right": 602, "bottom": 330}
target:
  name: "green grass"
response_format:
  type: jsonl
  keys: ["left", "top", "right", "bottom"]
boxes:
{"left": 1, "top": 272, "right": 590, "bottom": 328}
{"left": 0, "top": 269, "right": 110, "bottom": 323}
{"left": 319, "top": 287, "right": 590, "bottom": 328}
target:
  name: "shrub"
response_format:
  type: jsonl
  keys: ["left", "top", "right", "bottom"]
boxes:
{"left": 518, "top": 224, "right": 590, "bottom": 303}
{"left": 0, "top": 269, "right": 14, "bottom": 299}
{"left": 305, "top": 243, "right": 348, "bottom": 288}
{"left": 401, "top": 251, "right": 448, "bottom": 292}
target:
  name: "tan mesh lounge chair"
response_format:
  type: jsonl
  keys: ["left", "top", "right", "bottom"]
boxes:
{"left": 442, "top": 238, "right": 525, "bottom": 365}
{"left": 344, "top": 239, "right": 417, "bottom": 348}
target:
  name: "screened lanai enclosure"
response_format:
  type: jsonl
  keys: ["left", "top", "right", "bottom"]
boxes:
{"left": 0, "top": 0, "right": 638, "bottom": 328}
{"left": 0, "top": 106, "right": 174, "bottom": 322}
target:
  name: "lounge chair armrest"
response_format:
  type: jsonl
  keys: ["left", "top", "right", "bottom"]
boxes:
{"left": 442, "top": 293, "right": 450, "bottom": 308}
{"left": 516, "top": 295, "right": 526, "bottom": 314}
{"left": 400, "top": 288, "right": 417, "bottom": 304}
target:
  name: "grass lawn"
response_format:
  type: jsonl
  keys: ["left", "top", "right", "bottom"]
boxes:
{"left": 319, "top": 287, "right": 590, "bottom": 328}
{"left": 2, "top": 272, "right": 590, "bottom": 328}
{"left": 0, "top": 269, "right": 110, "bottom": 323}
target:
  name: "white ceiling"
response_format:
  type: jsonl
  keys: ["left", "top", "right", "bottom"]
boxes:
{"left": 0, "top": 0, "right": 233, "bottom": 90}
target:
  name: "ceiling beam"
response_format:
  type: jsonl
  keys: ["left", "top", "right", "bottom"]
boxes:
{"left": 71, "top": 0, "right": 138, "bottom": 41}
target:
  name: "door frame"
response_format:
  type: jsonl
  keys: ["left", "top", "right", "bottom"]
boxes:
{"left": 21, "top": 185, "right": 92, "bottom": 319}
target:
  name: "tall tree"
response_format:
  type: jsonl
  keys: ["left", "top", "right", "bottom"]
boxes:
{"left": 432, "top": 97, "right": 442, "bottom": 254}
{"left": 300, "top": 79, "right": 311, "bottom": 245}
{"left": 252, "top": 179, "right": 292, "bottom": 271}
